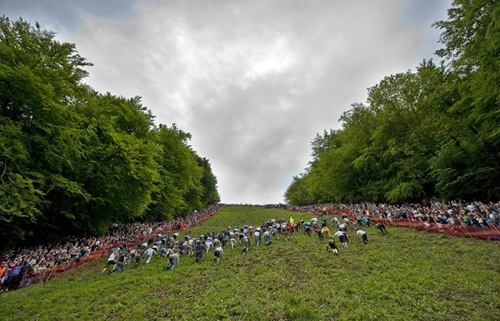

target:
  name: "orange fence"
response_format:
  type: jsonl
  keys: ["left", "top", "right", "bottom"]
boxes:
{"left": 17, "top": 209, "right": 220, "bottom": 290}
{"left": 25, "top": 248, "right": 109, "bottom": 287}
{"left": 333, "top": 209, "right": 500, "bottom": 240}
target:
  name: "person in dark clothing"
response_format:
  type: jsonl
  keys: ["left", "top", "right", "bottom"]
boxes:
{"left": 7, "top": 263, "right": 23, "bottom": 291}
{"left": 376, "top": 223, "right": 388, "bottom": 235}
{"left": 195, "top": 241, "right": 207, "bottom": 263}
{"left": 167, "top": 249, "right": 179, "bottom": 270}
{"left": 356, "top": 229, "right": 369, "bottom": 245}
{"left": 334, "top": 230, "right": 349, "bottom": 248}
{"left": 327, "top": 238, "right": 339, "bottom": 255}
{"left": 111, "top": 254, "right": 126, "bottom": 273}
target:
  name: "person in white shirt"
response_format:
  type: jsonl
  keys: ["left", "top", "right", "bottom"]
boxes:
{"left": 143, "top": 247, "right": 156, "bottom": 264}
{"left": 213, "top": 246, "right": 223, "bottom": 263}
{"left": 356, "top": 229, "right": 369, "bottom": 244}
{"left": 253, "top": 229, "right": 261, "bottom": 246}
{"left": 166, "top": 249, "right": 179, "bottom": 270}
{"left": 334, "top": 230, "right": 349, "bottom": 247}
{"left": 102, "top": 251, "right": 116, "bottom": 273}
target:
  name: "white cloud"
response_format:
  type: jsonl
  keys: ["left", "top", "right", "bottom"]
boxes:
{"left": 2, "top": 0, "right": 451, "bottom": 204}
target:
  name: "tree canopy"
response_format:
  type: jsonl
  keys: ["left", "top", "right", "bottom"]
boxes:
{"left": 0, "top": 17, "right": 220, "bottom": 249}
{"left": 285, "top": 0, "right": 499, "bottom": 205}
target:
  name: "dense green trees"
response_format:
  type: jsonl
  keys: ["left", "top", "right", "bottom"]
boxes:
{"left": 0, "top": 17, "right": 219, "bottom": 248}
{"left": 285, "top": 0, "right": 499, "bottom": 205}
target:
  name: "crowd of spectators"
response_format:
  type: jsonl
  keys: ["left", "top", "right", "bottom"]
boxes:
{"left": 285, "top": 200, "right": 500, "bottom": 229}
{"left": 1, "top": 200, "right": 498, "bottom": 292}
{"left": 0, "top": 204, "right": 224, "bottom": 292}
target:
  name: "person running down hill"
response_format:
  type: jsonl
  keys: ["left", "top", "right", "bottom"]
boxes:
{"left": 327, "top": 238, "right": 339, "bottom": 255}
{"left": 214, "top": 246, "right": 223, "bottom": 263}
{"left": 195, "top": 241, "right": 207, "bottom": 263}
{"left": 376, "top": 223, "right": 388, "bottom": 235}
{"left": 263, "top": 229, "right": 271, "bottom": 246}
{"left": 334, "top": 230, "right": 349, "bottom": 248}
{"left": 356, "top": 229, "right": 369, "bottom": 245}
{"left": 167, "top": 249, "right": 179, "bottom": 270}
{"left": 242, "top": 234, "right": 250, "bottom": 252}
{"left": 102, "top": 251, "right": 116, "bottom": 273}
{"left": 144, "top": 247, "right": 157, "bottom": 264}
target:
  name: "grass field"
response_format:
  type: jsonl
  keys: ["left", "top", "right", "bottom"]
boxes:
{"left": 1, "top": 206, "right": 499, "bottom": 321}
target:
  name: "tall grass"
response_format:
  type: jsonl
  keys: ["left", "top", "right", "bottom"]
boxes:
{"left": 0, "top": 206, "right": 498, "bottom": 320}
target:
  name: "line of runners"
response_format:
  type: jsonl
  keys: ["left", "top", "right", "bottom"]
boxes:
{"left": 103, "top": 213, "right": 388, "bottom": 273}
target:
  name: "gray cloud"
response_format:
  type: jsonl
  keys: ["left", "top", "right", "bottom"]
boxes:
{"left": 2, "top": 0, "right": 451, "bottom": 204}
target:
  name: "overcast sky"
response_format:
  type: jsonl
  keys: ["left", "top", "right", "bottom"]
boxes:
{"left": 2, "top": 0, "right": 451, "bottom": 205}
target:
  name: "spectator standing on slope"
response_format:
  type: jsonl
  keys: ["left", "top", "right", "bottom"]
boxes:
{"left": 0, "top": 262, "right": 7, "bottom": 288}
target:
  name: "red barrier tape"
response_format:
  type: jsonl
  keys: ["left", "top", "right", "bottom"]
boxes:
{"left": 16, "top": 209, "right": 222, "bottom": 289}
{"left": 350, "top": 213, "right": 500, "bottom": 240}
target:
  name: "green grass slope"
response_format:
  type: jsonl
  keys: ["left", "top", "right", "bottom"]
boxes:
{"left": 0, "top": 206, "right": 499, "bottom": 321}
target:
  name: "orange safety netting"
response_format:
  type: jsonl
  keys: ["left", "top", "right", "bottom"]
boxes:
{"left": 19, "top": 210, "right": 218, "bottom": 288}
{"left": 336, "top": 210, "right": 500, "bottom": 241}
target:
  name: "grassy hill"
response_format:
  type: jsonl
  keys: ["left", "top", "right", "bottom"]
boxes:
{"left": 1, "top": 206, "right": 499, "bottom": 321}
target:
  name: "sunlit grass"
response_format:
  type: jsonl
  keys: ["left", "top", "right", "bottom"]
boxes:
{"left": 0, "top": 206, "right": 498, "bottom": 320}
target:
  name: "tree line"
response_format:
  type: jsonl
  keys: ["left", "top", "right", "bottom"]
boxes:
{"left": 285, "top": 0, "right": 499, "bottom": 205}
{"left": 0, "top": 17, "right": 220, "bottom": 249}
